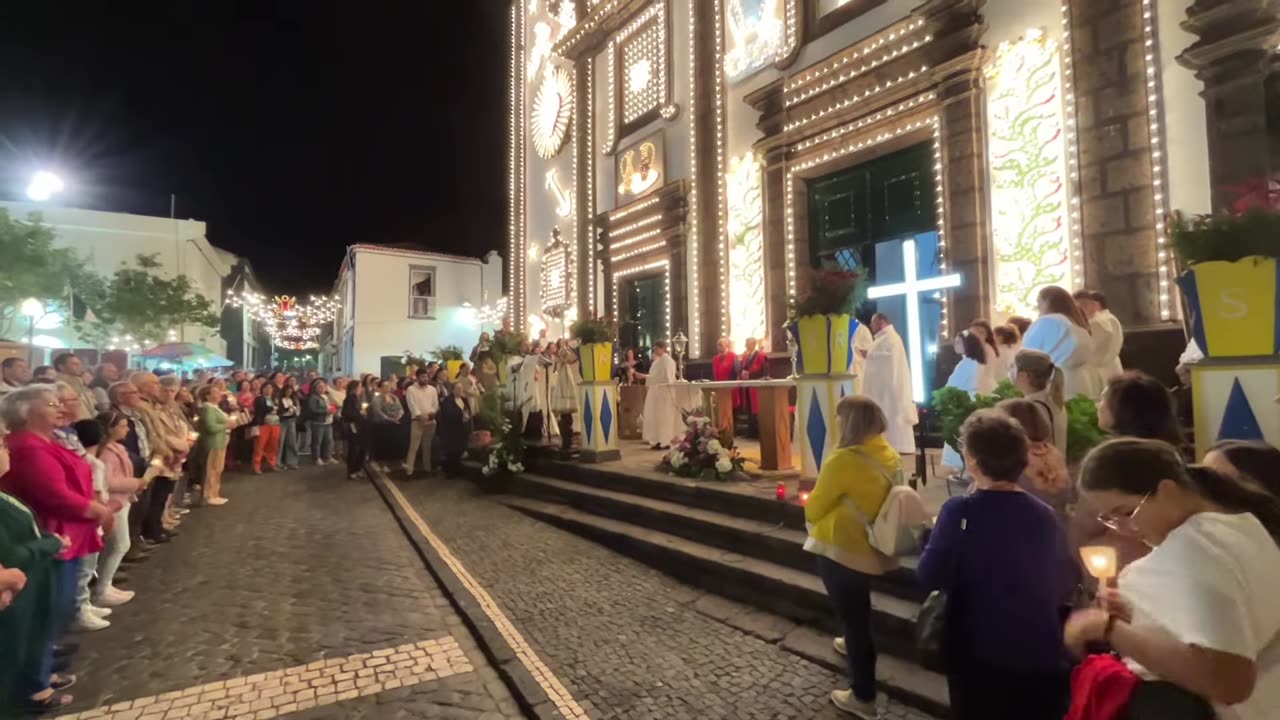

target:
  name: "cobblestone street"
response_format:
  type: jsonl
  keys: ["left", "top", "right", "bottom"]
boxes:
{"left": 55, "top": 465, "right": 521, "bottom": 720}
{"left": 51, "top": 461, "right": 940, "bottom": 720}
{"left": 388, "top": 476, "right": 940, "bottom": 720}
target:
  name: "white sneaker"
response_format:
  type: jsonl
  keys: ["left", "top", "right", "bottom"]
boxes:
{"left": 207, "top": 497, "right": 229, "bottom": 506}
{"left": 86, "top": 604, "right": 112, "bottom": 618}
{"left": 94, "top": 586, "right": 136, "bottom": 607}
{"left": 834, "top": 636, "right": 847, "bottom": 656}
{"left": 831, "top": 690, "right": 879, "bottom": 719}
{"left": 402, "top": 463, "right": 414, "bottom": 474}
{"left": 71, "top": 608, "right": 111, "bottom": 632}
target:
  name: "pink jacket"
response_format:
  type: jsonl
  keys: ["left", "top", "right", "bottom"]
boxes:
{"left": 99, "top": 442, "right": 139, "bottom": 505}
{"left": 1, "top": 430, "right": 103, "bottom": 560}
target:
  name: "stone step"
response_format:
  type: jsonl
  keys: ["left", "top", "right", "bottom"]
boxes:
{"left": 501, "top": 496, "right": 921, "bottom": 655}
{"left": 512, "top": 472, "right": 925, "bottom": 603}
{"left": 501, "top": 496, "right": 947, "bottom": 716}
{"left": 534, "top": 457, "right": 808, "bottom": 530}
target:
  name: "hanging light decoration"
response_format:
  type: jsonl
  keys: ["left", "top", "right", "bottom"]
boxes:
{"left": 226, "top": 290, "right": 340, "bottom": 350}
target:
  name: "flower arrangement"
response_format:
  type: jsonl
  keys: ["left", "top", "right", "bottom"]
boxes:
{"left": 431, "top": 344, "right": 465, "bottom": 363}
{"left": 788, "top": 267, "right": 866, "bottom": 320}
{"left": 1171, "top": 179, "right": 1280, "bottom": 265}
{"left": 481, "top": 413, "right": 526, "bottom": 478}
{"left": 657, "top": 414, "right": 748, "bottom": 481}
{"left": 569, "top": 316, "right": 618, "bottom": 344}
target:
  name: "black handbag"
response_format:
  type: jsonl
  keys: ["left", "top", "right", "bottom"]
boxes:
{"left": 915, "top": 589, "right": 948, "bottom": 672}
{"left": 1123, "top": 681, "right": 1215, "bottom": 720}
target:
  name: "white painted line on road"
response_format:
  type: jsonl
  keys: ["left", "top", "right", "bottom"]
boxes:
{"left": 56, "top": 635, "right": 472, "bottom": 720}
{"left": 381, "top": 475, "right": 591, "bottom": 720}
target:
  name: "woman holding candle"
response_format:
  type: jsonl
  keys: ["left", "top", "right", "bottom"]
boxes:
{"left": 1064, "top": 438, "right": 1280, "bottom": 718}
{"left": 917, "top": 410, "right": 1079, "bottom": 719}
{"left": 802, "top": 395, "right": 901, "bottom": 719}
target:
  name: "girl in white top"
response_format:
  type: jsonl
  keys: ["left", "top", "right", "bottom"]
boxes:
{"left": 1065, "top": 438, "right": 1280, "bottom": 720}
{"left": 1021, "top": 286, "right": 1096, "bottom": 401}
{"left": 968, "top": 319, "right": 1008, "bottom": 382}
{"left": 941, "top": 331, "right": 997, "bottom": 469}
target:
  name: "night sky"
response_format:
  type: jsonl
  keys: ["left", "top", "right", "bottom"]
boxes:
{"left": 0, "top": 1, "right": 509, "bottom": 297}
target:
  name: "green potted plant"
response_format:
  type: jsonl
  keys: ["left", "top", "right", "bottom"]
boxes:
{"left": 432, "top": 344, "right": 466, "bottom": 380}
{"left": 570, "top": 316, "right": 618, "bottom": 383}
{"left": 1172, "top": 182, "right": 1280, "bottom": 358}
{"left": 488, "top": 330, "right": 528, "bottom": 385}
{"left": 785, "top": 268, "right": 866, "bottom": 376}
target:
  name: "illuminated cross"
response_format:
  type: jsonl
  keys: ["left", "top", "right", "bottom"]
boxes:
{"left": 866, "top": 236, "right": 963, "bottom": 403}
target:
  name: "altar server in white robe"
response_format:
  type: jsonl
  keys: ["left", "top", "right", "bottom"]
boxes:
{"left": 850, "top": 321, "right": 875, "bottom": 394}
{"left": 515, "top": 348, "right": 550, "bottom": 436}
{"left": 941, "top": 331, "right": 997, "bottom": 468}
{"left": 1074, "top": 289, "right": 1124, "bottom": 392}
{"left": 862, "top": 313, "right": 918, "bottom": 455}
{"left": 640, "top": 341, "right": 684, "bottom": 448}
{"left": 1022, "top": 286, "right": 1097, "bottom": 400}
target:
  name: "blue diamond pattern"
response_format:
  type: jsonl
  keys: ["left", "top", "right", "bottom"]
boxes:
{"left": 600, "top": 389, "right": 613, "bottom": 442}
{"left": 583, "top": 390, "right": 595, "bottom": 445}
{"left": 806, "top": 388, "right": 827, "bottom": 472}
{"left": 1219, "top": 378, "right": 1264, "bottom": 442}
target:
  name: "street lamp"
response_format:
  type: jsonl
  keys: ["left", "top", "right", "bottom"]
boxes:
{"left": 21, "top": 298, "right": 44, "bottom": 365}
{"left": 25, "top": 171, "right": 64, "bottom": 202}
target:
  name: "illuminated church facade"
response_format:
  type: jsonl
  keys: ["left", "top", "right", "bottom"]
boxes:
{"left": 507, "top": 0, "right": 1275, "bottom": 390}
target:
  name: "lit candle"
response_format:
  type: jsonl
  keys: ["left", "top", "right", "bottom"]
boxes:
{"left": 1080, "top": 546, "right": 1117, "bottom": 582}
{"left": 776, "top": 482, "right": 787, "bottom": 501}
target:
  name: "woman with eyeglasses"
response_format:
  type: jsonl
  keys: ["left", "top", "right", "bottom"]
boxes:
{"left": 1065, "top": 438, "right": 1280, "bottom": 718}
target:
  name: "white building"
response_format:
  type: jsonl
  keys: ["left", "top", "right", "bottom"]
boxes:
{"left": 0, "top": 201, "right": 247, "bottom": 359}
{"left": 332, "top": 244, "right": 504, "bottom": 376}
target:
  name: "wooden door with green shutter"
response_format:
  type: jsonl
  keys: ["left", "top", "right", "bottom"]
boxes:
{"left": 808, "top": 142, "right": 936, "bottom": 283}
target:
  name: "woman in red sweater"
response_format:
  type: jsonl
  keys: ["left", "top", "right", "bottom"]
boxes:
{"left": 0, "top": 385, "right": 113, "bottom": 710}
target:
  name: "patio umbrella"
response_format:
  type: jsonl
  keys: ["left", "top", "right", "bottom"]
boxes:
{"left": 140, "top": 342, "right": 219, "bottom": 360}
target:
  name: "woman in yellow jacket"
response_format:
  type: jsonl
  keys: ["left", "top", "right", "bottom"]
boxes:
{"left": 804, "top": 395, "right": 901, "bottom": 719}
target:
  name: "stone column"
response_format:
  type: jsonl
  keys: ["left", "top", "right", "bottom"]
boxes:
{"left": 937, "top": 57, "right": 990, "bottom": 332}
{"left": 1069, "top": 0, "right": 1165, "bottom": 326}
{"left": 1177, "top": 0, "right": 1280, "bottom": 211}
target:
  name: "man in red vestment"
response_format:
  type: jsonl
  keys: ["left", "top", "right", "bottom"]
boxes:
{"left": 738, "top": 337, "right": 768, "bottom": 438}
{"left": 711, "top": 338, "right": 739, "bottom": 435}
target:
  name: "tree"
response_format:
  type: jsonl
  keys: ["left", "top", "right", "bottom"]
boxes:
{"left": 73, "top": 254, "right": 221, "bottom": 349}
{"left": 0, "top": 209, "right": 92, "bottom": 339}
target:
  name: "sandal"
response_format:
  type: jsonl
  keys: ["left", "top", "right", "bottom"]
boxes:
{"left": 24, "top": 691, "right": 73, "bottom": 714}
{"left": 50, "top": 673, "right": 77, "bottom": 691}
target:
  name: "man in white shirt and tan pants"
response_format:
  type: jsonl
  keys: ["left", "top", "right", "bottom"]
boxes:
{"left": 405, "top": 367, "right": 440, "bottom": 476}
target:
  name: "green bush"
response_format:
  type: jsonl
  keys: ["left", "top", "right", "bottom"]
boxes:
{"left": 431, "top": 345, "right": 465, "bottom": 363}
{"left": 932, "top": 380, "right": 1101, "bottom": 463}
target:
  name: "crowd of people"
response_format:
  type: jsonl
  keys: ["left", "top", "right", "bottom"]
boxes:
{"left": 0, "top": 353, "right": 500, "bottom": 713}
{"left": 803, "top": 288, "right": 1279, "bottom": 719}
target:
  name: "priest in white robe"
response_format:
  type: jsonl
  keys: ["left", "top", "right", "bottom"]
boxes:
{"left": 515, "top": 346, "right": 550, "bottom": 439}
{"left": 1023, "top": 286, "right": 1097, "bottom": 400}
{"left": 850, "top": 321, "right": 875, "bottom": 395}
{"left": 862, "top": 313, "right": 918, "bottom": 455}
{"left": 639, "top": 341, "right": 684, "bottom": 448}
